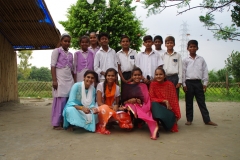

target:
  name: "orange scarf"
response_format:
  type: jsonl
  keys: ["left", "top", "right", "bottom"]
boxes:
{"left": 105, "top": 83, "right": 116, "bottom": 106}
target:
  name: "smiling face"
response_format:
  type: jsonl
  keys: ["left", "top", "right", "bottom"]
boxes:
{"left": 84, "top": 73, "right": 95, "bottom": 88}
{"left": 132, "top": 70, "right": 142, "bottom": 83}
{"left": 89, "top": 33, "right": 98, "bottom": 46}
{"left": 165, "top": 40, "right": 175, "bottom": 50}
{"left": 154, "top": 69, "right": 166, "bottom": 83}
{"left": 187, "top": 44, "right": 198, "bottom": 54}
{"left": 99, "top": 36, "right": 109, "bottom": 47}
{"left": 120, "top": 38, "right": 130, "bottom": 49}
{"left": 60, "top": 36, "right": 71, "bottom": 50}
{"left": 80, "top": 38, "right": 89, "bottom": 51}
{"left": 106, "top": 71, "right": 116, "bottom": 83}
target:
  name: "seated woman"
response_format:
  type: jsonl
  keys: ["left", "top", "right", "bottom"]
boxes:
{"left": 122, "top": 67, "right": 159, "bottom": 140}
{"left": 149, "top": 68, "right": 181, "bottom": 132}
{"left": 62, "top": 70, "right": 98, "bottom": 132}
{"left": 96, "top": 68, "right": 133, "bottom": 134}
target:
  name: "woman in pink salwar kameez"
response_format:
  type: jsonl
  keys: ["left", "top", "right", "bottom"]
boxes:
{"left": 122, "top": 67, "right": 159, "bottom": 140}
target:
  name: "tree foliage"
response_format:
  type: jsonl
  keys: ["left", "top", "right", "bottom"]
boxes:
{"left": 225, "top": 50, "right": 240, "bottom": 81}
{"left": 208, "top": 68, "right": 232, "bottom": 82}
{"left": 60, "top": 0, "right": 146, "bottom": 51}
{"left": 143, "top": 0, "right": 240, "bottom": 41}
{"left": 18, "top": 50, "right": 32, "bottom": 80}
{"left": 29, "top": 66, "right": 52, "bottom": 81}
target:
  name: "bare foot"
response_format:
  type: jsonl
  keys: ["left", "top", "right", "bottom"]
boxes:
{"left": 53, "top": 126, "right": 63, "bottom": 130}
{"left": 206, "top": 121, "right": 218, "bottom": 126}
{"left": 67, "top": 126, "right": 73, "bottom": 132}
{"left": 185, "top": 121, "right": 192, "bottom": 125}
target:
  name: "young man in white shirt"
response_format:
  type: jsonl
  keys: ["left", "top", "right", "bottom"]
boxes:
{"left": 135, "top": 35, "right": 164, "bottom": 85}
{"left": 182, "top": 40, "right": 217, "bottom": 126}
{"left": 94, "top": 32, "right": 118, "bottom": 82}
{"left": 154, "top": 35, "right": 166, "bottom": 59}
{"left": 162, "top": 36, "right": 182, "bottom": 98}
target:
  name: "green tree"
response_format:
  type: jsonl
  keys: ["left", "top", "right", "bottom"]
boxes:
{"left": 60, "top": 0, "right": 146, "bottom": 51}
{"left": 143, "top": 0, "right": 240, "bottom": 41}
{"left": 225, "top": 50, "right": 240, "bottom": 81}
{"left": 208, "top": 69, "right": 218, "bottom": 82}
{"left": 29, "top": 66, "right": 52, "bottom": 81}
{"left": 18, "top": 50, "right": 32, "bottom": 80}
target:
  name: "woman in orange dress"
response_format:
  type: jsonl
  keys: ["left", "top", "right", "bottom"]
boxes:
{"left": 149, "top": 68, "right": 181, "bottom": 132}
{"left": 96, "top": 68, "right": 133, "bottom": 134}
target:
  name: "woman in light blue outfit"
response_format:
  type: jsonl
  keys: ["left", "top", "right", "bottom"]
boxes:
{"left": 63, "top": 70, "right": 99, "bottom": 132}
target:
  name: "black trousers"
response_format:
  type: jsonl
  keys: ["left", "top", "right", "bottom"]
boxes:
{"left": 166, "top": 74, "right": 179, "bottom": 99}
{"left": 185, "top": 80, "right": 211, "bottom": 123}
{"left": 120, "top": 71, "right": 132, "bottom": 104}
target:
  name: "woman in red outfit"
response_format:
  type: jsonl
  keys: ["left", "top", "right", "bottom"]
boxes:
{"left": 149, "top": 67, "right": 181, "bottom": 132}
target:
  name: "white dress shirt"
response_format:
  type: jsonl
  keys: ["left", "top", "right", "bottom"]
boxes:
{"left": 162, "top": 51, "right": 182, "bottom": 83}
{"left": 94, "top": 47, "right": 117, "bottom": 80}
{"left": 135, "top": 50, "right": 164, "bottom": 79}
{"left": 182, "top": 54, "right": 209, "bottom": 86}
{"left": 116, "top": 48, "right": 137, "bottom": 72}
{"left": 154, "top": 49, "right": 166, "bottom": 60}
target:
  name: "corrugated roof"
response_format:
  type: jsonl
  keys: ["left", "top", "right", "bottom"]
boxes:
{"left": 0, "top": 0, "right": 60, "bottom": 50}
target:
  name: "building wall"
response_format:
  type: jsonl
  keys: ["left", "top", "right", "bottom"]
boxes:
{"left": 0, "top": 33, "right": 18, "bottom": 103}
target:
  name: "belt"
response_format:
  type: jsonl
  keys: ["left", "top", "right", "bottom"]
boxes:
{"left": 186, "top": 79, "right": 201, "bottom": 81}
{"left": 166, "top": 74, "right": 178, "bottom": 76}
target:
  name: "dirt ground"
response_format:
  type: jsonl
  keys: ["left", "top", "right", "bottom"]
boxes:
{"left": 0, "top": 99, "right": 240, "bottom": 160}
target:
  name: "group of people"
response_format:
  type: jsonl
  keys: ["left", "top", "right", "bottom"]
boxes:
{"left": 50, "top": 32, "right": 217, "bottom": 140}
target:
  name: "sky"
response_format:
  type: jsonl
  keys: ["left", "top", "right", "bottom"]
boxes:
{"left": 19, "top": 0, "right": 240, "bottom": 71}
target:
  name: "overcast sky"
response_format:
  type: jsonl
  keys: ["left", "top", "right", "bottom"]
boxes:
{"left": 20, "top": 0, "right": 240, "bottom": 71}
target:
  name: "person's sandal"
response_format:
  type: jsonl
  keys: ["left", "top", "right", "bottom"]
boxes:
{"left": 185, "top": 121, "right": 192, "bottom": 125}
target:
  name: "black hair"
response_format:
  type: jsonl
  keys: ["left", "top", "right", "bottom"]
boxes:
{"left": 143, "top": 35, "right": 153, "bottom": 42}
{"left": 79, "top": 35, "right": 90, "bottom": 43}
{"left": 103, "top": 68, "right": 118, "bottom": 101}
{"left": 131, "top": 67, "right": 143, "bottom": 76}
{"left": 155, "top": 67, "right": 167, "bottom": 81}
{"left": 60, "top": 34, "right": 71, "bottom": 41}
{"left": 98, "top": 32, "right": 109, "bottom": 41}
{"left": 165, "top": 36, "right": 175, "bottom": 44}
{"left": 154, "top": 35, "right": 163, "bottom": 43}
{"left": 120, "top": 35, "right": 130, "bottom": 42}
{"left": 84, "top": 70, "right": 96, "bottom": 78}
{"left": 187, "top": 40, "right": 198, "bottom": 48}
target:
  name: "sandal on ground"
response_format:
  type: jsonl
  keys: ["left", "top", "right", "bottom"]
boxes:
{"left": 185, "top": 121, "right": 192, "bottom": 125}
{"left": 53, "top": 126, "right": 63, "bottom": 130}
{"left": 205, "top": 121, "right": 218, "bottom": 126}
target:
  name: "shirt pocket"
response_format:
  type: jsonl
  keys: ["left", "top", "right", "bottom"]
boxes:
{"left": 172, "top": 58, "right": 178, "bottom": 66}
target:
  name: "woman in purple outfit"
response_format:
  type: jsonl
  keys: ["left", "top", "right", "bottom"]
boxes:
{"left": 51, "top": 33, "right": 74, "bottom": 130}
{"left": 74, "top": 36, "right": 94, "bottom": 82}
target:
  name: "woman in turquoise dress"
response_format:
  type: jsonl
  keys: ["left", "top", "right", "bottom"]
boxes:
{"left": 63, "top": 70, "right": 98, "bottom": 132}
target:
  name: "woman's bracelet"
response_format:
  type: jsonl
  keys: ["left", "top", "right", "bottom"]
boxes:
{"left": 79, "top": 106, "right": 83, "bottom": 110}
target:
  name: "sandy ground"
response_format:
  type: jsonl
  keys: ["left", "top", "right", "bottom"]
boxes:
{"left": 0, "top": 99, "right": 240, "bottom": 160}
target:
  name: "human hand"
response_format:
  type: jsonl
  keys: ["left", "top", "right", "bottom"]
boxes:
{"left": 203, "top": 85, "right": 207, "bottom": 92}
{"left": 143, "top": 78, "right": 150, "bottom": 84}
{"left": 136, "top": 99, "right": 141, "bottom": 104}
{"left": 82, "top": 107, "right": 90, "bottom": 114}
{"left": 91, "top": 107, "right": 99, "bottom": 114}
{"left": 183, "top": 86, "right": 187, "bottom": 93}
{"left": 100, "top": 71, "right": 105, "bottom": 76}
{"left": 165, "top": 100, "right": 172, "bottom": 110}
{"left": 112, "top": 105, "right": 118, "bottom": 111}
{"left": 176, "top": 83, "right": 181, "bottom": 88}
{"left": 52, "top": 81, "right": 58, "bottom": 90}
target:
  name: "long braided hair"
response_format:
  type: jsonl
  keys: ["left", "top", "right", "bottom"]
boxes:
{"left": 103, "top": 68, "right": 118, "bottom": 101}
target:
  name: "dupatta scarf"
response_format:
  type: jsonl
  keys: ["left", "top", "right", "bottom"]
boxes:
{"left": 149, "top": 81, "right": 181, "bottom": 120}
